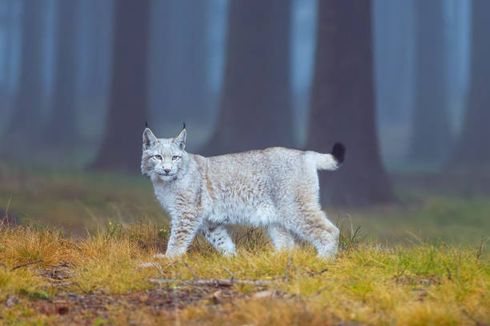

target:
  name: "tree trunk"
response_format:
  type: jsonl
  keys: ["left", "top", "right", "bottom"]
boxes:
{"left": 307, "top": 0, "right": 394, "bottom": 206}
{"left": 408, "top": 0, "right": 453, "bottom": 164}
{"left": 6, "top": 0, "right": 46, "bottom": 146}
{"left": 203, "top": 0, "right": 294, "bottom": 155}
{"left": 44, "top": 0, "right": 79, "bottom": 146}
{"left": 89, "top": 0, "right": 150, "bottom": 172}
{"left": 448, "top": 0, "right": 490, "bottom": 172}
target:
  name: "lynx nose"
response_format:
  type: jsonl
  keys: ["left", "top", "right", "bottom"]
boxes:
{"left": 163, "top": 169, "right": 171, "bottom": 174}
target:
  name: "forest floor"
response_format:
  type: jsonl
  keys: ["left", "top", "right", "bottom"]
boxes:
{"left": 0, "top": 163, "right": 489, "bottom": 325}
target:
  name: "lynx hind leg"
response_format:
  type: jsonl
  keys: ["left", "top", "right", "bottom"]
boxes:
{"left": 268, "top": 224, "right": 296, "bottom": 251}
{"left": 287, "top": 209, "right": 339, "bottom": 258}
{"left": 202, "top": 223, "right": 236, "bottom": 256}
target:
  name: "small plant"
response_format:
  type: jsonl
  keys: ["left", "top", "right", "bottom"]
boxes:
{"left": 19, "top": 288, "right": 50, "bottom": 300}
{"left": 157, "top": 227, "right": 169, "bottom": 240}
{"left": 337, "top": 217, "right": 363, "bottom": 252}
{"left": 104, "top": 220, "right": 123, "bottom": 239}
{"left": 476, "top": 236, "right": 489, "bottom": 260}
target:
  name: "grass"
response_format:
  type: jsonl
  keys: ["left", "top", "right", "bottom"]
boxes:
{"left": 342, "top": 195, "right": 490, "bottom": 247}
{"left": 0, "top": 223, "right": 488, "bottom": 325}
{"left": 0, "top": 165, "right": 489, "bottom": 325}
{"left": 0, "top": 162, "right": 161, "bottom": 234}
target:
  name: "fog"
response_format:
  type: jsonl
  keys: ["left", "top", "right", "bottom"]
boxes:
{"left": 0, "top": 0, "right": 488, "bottom": 207}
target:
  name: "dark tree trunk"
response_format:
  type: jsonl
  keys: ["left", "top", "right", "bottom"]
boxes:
{"left": 44, "top": 0, "right": 79, "bottom": 146}
{"left": 307, "top": 0, "right": 394, "bottom": 206}
{"left": 6, "top": 0, "right": 45, "bottom": 146}
{"left": 409, "top": 0, "right": 453, "bottom": 164}
{"left": 203, "top": 0, "right": 294, "bottom": 155}
{"left": 89, "top": 0, "right": 150, "bottom": 172}
{"left": 448, "top": 0, "right": 490, "bottom": 172}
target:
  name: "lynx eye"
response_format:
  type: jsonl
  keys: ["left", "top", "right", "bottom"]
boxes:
{"left": 154, "top": 154, "right": 163, "bottom": 160}
{"left": 172, "top": 156, "right": 181, "bottom": 161}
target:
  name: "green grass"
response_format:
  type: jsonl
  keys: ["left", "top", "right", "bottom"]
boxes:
{"left": 2, "top": 163, "right": 489, "bottom": 247}
{"left": 0, "top": 162, "right": 161, "bottom": 234}
{"left": 340, "top": 195, "right": 490, "bottom": 248}
{"left": 0, "top": 165, "right": 489, "bottom": 325}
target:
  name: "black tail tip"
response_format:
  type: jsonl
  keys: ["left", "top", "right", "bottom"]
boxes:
{"left": 332, "top": 143, "right": 346, "bottom": 163}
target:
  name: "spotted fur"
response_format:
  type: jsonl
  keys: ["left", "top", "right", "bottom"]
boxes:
{"left": 141, "top": 127, "right": 344, "bottom": 258}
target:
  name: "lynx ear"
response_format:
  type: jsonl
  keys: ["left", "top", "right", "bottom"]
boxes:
{"left": 174, "top": 127, "right": 187, "bottom": 150}
{"left": 143, "top": 128, "right": 157, "bottom": 149}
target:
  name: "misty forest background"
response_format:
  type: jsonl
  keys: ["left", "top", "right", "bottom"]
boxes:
{"left": 0, "top": 0, "right": 489, "bottom": 209}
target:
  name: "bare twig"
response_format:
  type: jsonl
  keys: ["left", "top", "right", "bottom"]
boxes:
{"left": 183, "top": 262, "right": 198, "bottom": 279}
{"left": 4, "top": 194, "right": 12, "bottom": 218}
{"left": 307, "top": 268, "right": 329, "bottom": 277}
{"left": 11, "top": 260, "right": 42, "bottom": 271}
{"left": 476, "top": 236, "right": 488, "bottom": 261}
{"left": 149, "top": 278, "right": 272, "bottom": 287}
{"left": 283, "top": 255, "right": 292, "bottom": 281}
{"left": 223, "top": 267, "right": 235, "bottom": 280}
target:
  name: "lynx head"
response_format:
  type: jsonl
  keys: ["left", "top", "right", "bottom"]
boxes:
{"left": 141, "top": 126, "right": 188, "bottom": 181}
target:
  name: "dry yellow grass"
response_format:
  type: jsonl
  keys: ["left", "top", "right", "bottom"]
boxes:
{"left": 0, "top": 221, "right": 488, "bottom": 325}
{"left": 0, "top": 167, "right": 489, "bottom": 324}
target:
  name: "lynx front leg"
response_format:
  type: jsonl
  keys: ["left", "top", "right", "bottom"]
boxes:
{"left": 164, "top": 213, "right": 203, "bottom": 258}
{"left": 268, "top": 224, "right": 296, "bottom": 251}
{"left": 203, "top": 223, "right": 236, "bottom": 256}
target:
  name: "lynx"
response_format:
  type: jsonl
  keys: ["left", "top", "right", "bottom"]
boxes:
{"left": 141, "top": 126, "right": 345, "bottom": 258}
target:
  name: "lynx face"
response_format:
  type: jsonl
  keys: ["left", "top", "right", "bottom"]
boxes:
{"left": 141, "top": 128, "right": 187, "bottom": 181}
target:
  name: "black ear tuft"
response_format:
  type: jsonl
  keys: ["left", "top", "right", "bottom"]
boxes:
{"left": 182, "top": 122, "right": 186, "bottom": 130}
{"left": 331, "top": 143, "right": 346, "bottom": 164}
{"left": 145, "top": 121, "right": 149, "bottom": 128}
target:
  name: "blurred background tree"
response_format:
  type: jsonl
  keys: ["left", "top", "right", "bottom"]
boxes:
{"left": 408, "top": 0, "right": 453, "bottom": 165}
{"left": 203, "top": 0, "right": 294, "bottom": 155}
{"left": 150, "top": 0, "right": 212, "bottom": 138}
{"left": 44, "top": 0, "right": 80, "bottom": 147}
{"left": 90, "top": 0, "right": 150, "bottom": 171}
{"left": 4, "top": 0, "right": 46, "bottom": 148}
{"left": 0, "top": 0, "right": 485, "bottom": 207}
{"left": 307, "top": 0, "right": 393, "bottom": 206}
{"left": 448, "top": 0, "right": 490, "bottom": 173}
